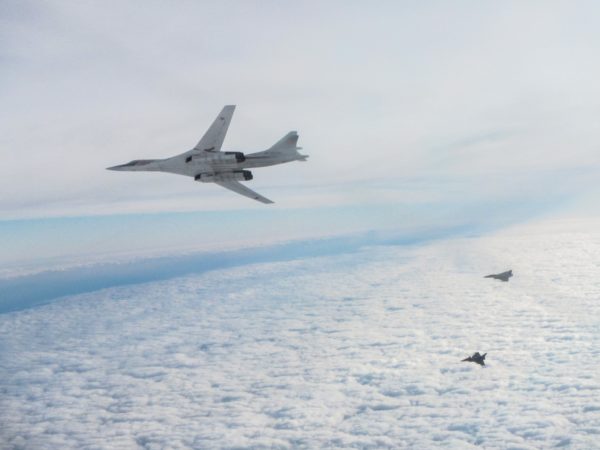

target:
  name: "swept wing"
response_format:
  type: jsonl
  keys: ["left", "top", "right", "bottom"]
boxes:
{"left": 215, "top": 181, "right": 274, "bottom": 204}
{"left": 178, "top": 105, "right": 236, "bottom": 161}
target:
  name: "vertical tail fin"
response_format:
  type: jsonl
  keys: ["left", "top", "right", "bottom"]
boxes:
{"left": 269, "top": 131, "right": 299, "bottom": 151}
{"left": 266, "top": 131, "right": 308, "bottom": 161}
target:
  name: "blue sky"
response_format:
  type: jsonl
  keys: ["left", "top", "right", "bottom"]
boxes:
{"left": 1, "top": 1, "right": 600, "bottom": 270}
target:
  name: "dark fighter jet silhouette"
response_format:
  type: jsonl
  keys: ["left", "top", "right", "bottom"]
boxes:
{"left": 462, "top": 352, "right": 486, "bottom": 366}
{"left": 484, "top": 270, "right": 513, "bottom": 282}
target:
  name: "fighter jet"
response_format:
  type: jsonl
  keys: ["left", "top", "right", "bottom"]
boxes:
{"left": 462, "top": 352, "right": 486, "bottom": 366}
{"left": 107, "top": 105, "right": 308, "bottom": 204}
{"left": 484, "top": 270, "right": 513, "bottom": 282}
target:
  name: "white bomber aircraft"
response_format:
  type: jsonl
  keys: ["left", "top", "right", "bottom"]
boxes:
{"left": 107, "top": 105, "right": 307, "bottom": 204}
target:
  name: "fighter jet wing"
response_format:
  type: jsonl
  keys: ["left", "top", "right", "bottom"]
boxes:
{"left": 215, "top": 181, "right": 274, "bottom": 204}
{"left": 485, "top": 271, "right": 511, "bottom": 282}
{"left": 188, "top": 105, "right": 236, "bottom": 155}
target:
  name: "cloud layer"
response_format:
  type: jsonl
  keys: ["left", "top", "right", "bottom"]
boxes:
{"left": 1, "top": 220, "right": 599, "bottom": 448}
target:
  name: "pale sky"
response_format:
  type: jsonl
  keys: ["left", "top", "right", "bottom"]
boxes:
{"left": 1, "top": 1, "right": 600, "bottom": 267}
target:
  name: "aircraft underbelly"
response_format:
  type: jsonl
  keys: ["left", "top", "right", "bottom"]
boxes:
{"left": 240, "top": 159, "right": 278, "bottom": 169}
{"left": 158, "top": 160, "right": 240, "bottom": 176}
{"left": 157, "top": 154, "right": 288, "bottom": 177}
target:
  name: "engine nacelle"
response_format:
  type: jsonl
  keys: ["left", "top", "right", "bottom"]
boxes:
{"left": 186, "top": 151, "right": 245, "bottom": 164}
{"left": 195, "top": 170, "right": 253, "bottom": 183}
{"left": 225, "top": 152, "right": 246, "bottom": 163}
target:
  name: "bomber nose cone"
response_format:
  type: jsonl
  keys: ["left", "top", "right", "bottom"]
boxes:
{"left": 106, "top": 164, "right": 125, "bottom": 171}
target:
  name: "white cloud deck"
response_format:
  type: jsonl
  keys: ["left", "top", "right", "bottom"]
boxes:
{"left": 1, "top": 223, "right": 599, "bottom": 448}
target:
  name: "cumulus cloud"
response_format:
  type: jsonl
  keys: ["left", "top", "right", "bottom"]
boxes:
{"left": 1, "top": 220, "right": 599, "bottom": 448}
